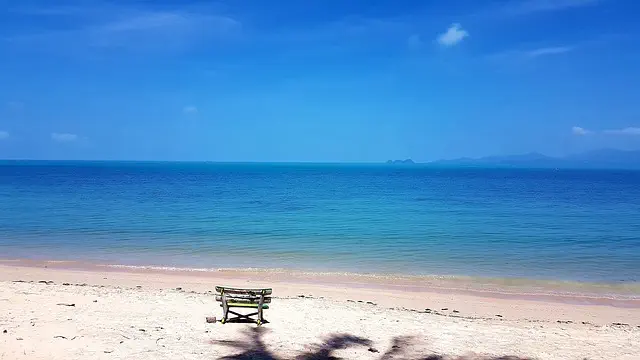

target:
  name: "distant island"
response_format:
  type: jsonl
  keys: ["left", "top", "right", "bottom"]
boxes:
{"left": 386, "top": 159, "right": 415, "bottom": 165}
{"left": 428, "top": 149, "right": 640, "bottom": 170}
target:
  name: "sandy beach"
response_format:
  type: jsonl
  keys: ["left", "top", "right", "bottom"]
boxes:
{"left": 1, "top": 262, "right": 639, "bottom": 360}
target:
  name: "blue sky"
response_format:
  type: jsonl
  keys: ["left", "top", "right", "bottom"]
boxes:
{"left": 0, "top": 0, "right": 639, "bottom": 162}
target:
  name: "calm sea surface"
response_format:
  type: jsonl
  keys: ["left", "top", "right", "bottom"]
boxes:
{"left": 1, "top": 161, "right": 639, "bottom": 283}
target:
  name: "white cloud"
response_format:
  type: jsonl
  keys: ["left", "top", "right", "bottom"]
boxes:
{"left": 501, "top": 0, "right": 601, "bottom": 16}
{"left": 571, "top": 126, "right": 591, "bottom": 136}
{"left": 0, "top": 131, "right": 9, "bottom": 140}
{"left": 407, "top": 34, "right": 422, "bottom": 50}
{"left": 437, "top": 23, "right": 468, "bottom": 47}
{"left": 603, "top": 127, "right": 640, "bottom": 136}
{"left": 183, "top": 105, "right": 198, "bottom": 114}
{"left": 527, "top": 46, "right": 574, "bottom": 57}
{"left": 51, "top": 133, "right": 78, "bottom": 142}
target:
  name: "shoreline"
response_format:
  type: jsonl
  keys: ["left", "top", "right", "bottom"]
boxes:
{"left": 1, "top": 258, "right": 639, "bottom": 305}
{"left": 2, "top": 259, "right": 640, "bottom": 325}
{"left": 2, "top": 261, "right": 640, "bottom": 359}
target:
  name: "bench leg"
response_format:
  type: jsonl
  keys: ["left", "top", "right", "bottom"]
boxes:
{"left": 221, "top": 299, "right": 229, "bottom": 324}
{"left": 257, "top": 307, "right": 263, "bottom": 326}
{"left": 257, "top": 293, "right": 265, "bottom": 326}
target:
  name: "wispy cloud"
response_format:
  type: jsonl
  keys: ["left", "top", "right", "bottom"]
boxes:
{"left": 0, "top": 131, "right": 9, "bottom": 140}
{"left": 572, "top": 126, "right": 591, "bottom": 136}
{"left": 183, "top": 105, "right": 198, "bottom": 114}
{"left": 572, "top": 126, "right": 640, "bottom": 136}
{"left": 437, "top": 24, "right": 468, "bottom": 47}
{"left": 527, "top": 46, "right": 574, "bottom": 57}
{"left": 498, "top": 0, "right": 602, "bottom": 16}
{"left": 51, "top": 133, "right": 78, "bottom": 142}
{"left": 5, "top": 3, "right": 240, "bottom": 52}
{"left": 489, "top": 44, "right": 576, "bottom": 64}
{"left": 603, "top": 127, "right": 640, "bottom": 136}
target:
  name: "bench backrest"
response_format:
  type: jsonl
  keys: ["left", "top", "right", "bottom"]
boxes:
{"left": 215, "top": 286, "right": 272, "bottom": 304}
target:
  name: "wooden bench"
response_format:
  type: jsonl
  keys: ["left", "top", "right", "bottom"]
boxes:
{"left": 215, "top": 286, "right": 272, "bottom": 326}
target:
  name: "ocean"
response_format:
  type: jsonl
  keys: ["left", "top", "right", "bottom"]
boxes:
{"left": 1, "top": 161, "right": 639, "bottom": 284}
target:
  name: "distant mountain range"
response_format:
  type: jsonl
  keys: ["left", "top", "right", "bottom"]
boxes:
{"left": 427, "top": 149, "right": 640, "bottom": 169}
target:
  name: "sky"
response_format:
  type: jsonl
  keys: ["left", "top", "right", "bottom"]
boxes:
{"left": 0, "top": 0, "right": 639, "bottom": 162}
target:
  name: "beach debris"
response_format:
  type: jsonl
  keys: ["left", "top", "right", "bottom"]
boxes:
{"left": 54, "top": 335, "right": 77, "bottom": 340}
{"left": 136, "top": 285, "right": 142, "bottom": 289}
{"left": 557, "top": 320, "right": 573, "bottom": 324}
{"left": 298, "top": 295, "right": 305, "bottom": 298}
{"left": 104, "top": 350, "right": 113, "bottom": 354}
{"left": 156, "top": 337, "right": 164, "bottom": 345}
{"left": 62, "top": 283, "right": 70, "bottom": 286}
{"left": 38, "top": 280, "right": 54, "bottom": 285}
{"left": 495, "top": 314, "right": 503, "bottom": 318}
{"left": 139, "top": 329, "right": 146, "bottom": 332}
{"left": 93, "top": 300, "right": 98, "bottom": 303}
{"left": 366, "top": 301, "right": 376, "bottom": 305}
{"left": 12, "top": 280, "right": 26, "bottom": 283}
{"left": 3, "top": 330, "right": 7, "bottom": 334}
{"left": 347, "top": 299, "right": 355, "bottom": 303}
{"left": 175, "top": 287, "right": 182, "bottom": 291}
{"left": 78, "top": 283, "right": 88, "bottom": 287}
{"left": 611, "top": 322, "right": 629, "bottom": 327}
{"left": 16, "top": 337, "right": 23, "bottom": 340}
{"left": 425, "top": 308, "right": 432, "bottom": 313}
{"left": 56, "top": 303, "right": 75, "bottom": 307}
{"left": 441, "top": 308, "right": 448, "bottom": 311}
{"left": 120, "top": 334, "right": 130, "bottom": 340}
{"left": 453, "top": 310, "right": 460, "bottom": 313}
{"left": 367, "top": 347, "right": 379, "bottom": 353}
{"left": 206, "top": 316, "right": 217, "bottom": 323}
{"left": 357, "top": 300, "right": 363, "bottom": 303}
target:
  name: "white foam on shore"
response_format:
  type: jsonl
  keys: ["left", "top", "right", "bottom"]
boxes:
{"left": 90, "top": 262, "right": 640, "bottom": 303}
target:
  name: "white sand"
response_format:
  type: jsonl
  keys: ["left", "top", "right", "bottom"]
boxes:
{"left": 1, "top": 264, "right": 639, "bottom": 360}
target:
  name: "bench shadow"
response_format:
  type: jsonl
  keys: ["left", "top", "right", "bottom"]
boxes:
{"left": 212, "top": 327, "right": 533, "bottom": 360}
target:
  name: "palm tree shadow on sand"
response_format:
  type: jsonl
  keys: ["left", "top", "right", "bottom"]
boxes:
{"left": 212, "top": 327, "right": 531, "bottom": 360}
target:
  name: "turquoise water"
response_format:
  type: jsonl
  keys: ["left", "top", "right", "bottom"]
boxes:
{"left": 0, "top": 161, "right": 639, "bottom": 283}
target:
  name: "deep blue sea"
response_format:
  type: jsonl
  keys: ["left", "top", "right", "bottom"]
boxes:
{"left": 1, "top": 161, "right": 639, "bottom": 283}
